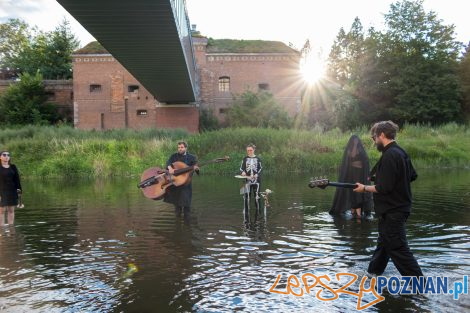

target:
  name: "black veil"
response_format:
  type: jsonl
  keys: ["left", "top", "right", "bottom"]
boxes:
{"left": 329, "top": 135, "right": 373, "bottom": 215}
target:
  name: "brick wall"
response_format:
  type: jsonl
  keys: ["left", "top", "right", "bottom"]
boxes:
{"left": 155, "top": 106, "right": 199, "bottom": 133}
{"left": 192, "top": 38, "right": 304, "bottom": 121}
{"left": 72, "top": 55, "right": 199, "bottom": 132}
{"left": 0, "top": 80, "right": 73, "bottom": 121}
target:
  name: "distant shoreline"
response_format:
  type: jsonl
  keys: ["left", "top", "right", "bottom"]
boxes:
{"left": 1, "top": 124, "right": 469, "bottom": 177}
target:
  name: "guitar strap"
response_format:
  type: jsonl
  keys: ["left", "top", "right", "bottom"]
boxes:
{"left": 369, "top": 156, "right": 381, "bottom": 182}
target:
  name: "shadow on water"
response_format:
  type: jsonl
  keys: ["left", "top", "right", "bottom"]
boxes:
{"left": 0, "top": 169, "right": 469, "bottom": 312}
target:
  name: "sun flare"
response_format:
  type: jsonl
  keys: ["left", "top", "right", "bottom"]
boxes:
{"left": 300, "top": 54, "right": 326, "bottom": 84}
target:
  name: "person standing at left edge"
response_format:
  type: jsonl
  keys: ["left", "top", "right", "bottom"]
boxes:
{"left": 164, "top": 141, "right": 198, "bottom": 221}
{"left": 0, "top": 150, "right": 22, "bottom": 226}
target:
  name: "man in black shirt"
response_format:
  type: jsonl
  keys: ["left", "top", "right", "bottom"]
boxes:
{"left": 354, "top": 121, "right": 423, "bottom": 277}
{"left": 164, "top": 141, "right": 198, "bottom": 220}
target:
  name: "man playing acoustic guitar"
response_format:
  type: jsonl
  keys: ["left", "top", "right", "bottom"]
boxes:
{"left": 164, "top": 141, "right": 199, "bottom": 220}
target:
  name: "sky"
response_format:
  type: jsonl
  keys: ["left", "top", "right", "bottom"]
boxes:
{"left": 1, "top": 0, "right": 469, "bottom": 54}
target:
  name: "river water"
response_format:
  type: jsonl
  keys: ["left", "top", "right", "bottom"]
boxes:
{"left": 0, "top": 170, "right": 469, "bottom": 312}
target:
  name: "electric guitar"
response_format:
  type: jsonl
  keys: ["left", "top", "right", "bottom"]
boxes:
{"left": 308, "top": 177, "right": 358, "bottom": 189}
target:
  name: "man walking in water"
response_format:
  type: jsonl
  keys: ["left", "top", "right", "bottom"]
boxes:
{"left": 354, "top": 121, "right": 424, "bottom": 277}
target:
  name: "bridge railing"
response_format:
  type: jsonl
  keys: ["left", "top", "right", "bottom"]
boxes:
{"left": 170, "top": 0, "right": 200, "bottom": 103}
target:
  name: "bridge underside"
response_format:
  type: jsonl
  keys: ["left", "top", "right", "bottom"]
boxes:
{"left": 58, "top": 0, "right": 197, "bottom": 103}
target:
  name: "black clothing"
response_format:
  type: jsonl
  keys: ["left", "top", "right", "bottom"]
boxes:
{"left": 244, "top": 183, "right": 260, "bottom": 212}
{"left": 368, "top": 141, "right": 422, "bottom": 277}
{"left": 163, "top": 152, "right": 198, "bottom": 208}
{"left": 240, "top": 156, "right": 262, "bottom": 184}
{"left": 330, "top": 135, "right": 373, "bottom": 215}
{"left": 372, "top": 142, "right": 417, "bottom": 216}
{"left": 240, "top": 156, "right": 262, "bottom": 213}
{"left": 368, "top": 211, "right": 424, "bottom": 277}
{"left": 0, "top": 164, "right": 22, "bottom": 206}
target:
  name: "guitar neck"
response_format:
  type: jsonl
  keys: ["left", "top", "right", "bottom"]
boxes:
{"left": 328, "top": 182, "right": 358, "bottom": 189}
{"left": 173, "top": 159, "right": 218, "bottom": 176}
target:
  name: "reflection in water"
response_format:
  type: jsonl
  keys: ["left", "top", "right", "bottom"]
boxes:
{"left": 0, "top": 170, "right": 469, "bottom": 312}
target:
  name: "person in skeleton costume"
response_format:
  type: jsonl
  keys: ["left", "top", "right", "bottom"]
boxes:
{"left": 240, "top": 144, "right": 263, "bottom": 218}
{"left": 330, "top": 135, "right": 373, "bottom": 218}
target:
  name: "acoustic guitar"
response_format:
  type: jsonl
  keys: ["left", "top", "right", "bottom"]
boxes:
{"left": 138, "top": 156, "right": 229, "bottom": 200}
{"left": 308, "top": 177, "right": 358, "bottom": 189}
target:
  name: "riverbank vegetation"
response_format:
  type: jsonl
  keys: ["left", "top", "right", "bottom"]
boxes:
{"left": 0, "top": 124, "right": 469, "bottom": 178}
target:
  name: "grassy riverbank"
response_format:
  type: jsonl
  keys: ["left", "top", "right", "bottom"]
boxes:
{"left": 0, "top": 124, "right": 469, "bottom": 177}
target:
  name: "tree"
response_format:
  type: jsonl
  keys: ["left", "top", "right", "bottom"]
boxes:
{"left": 327, "top": 27, "right": 349, "bottom": 85}
{"left": 0, "top": 72, "right": 60, "bottom": 125}
{"left": 380, "top": 0, "right": 462, "bottom": 124}
{"left": 0, "top": 19, "right": 34, "bottom": 78}
{"left": 199, "top": 108, "right": 220, "bottom": 131}
{"left": 458, "top": 43, "right": 470, "bottom": 121}
{"left": 327, "top": 18, "right": 365, "bottom": 87}
{"left": 327, "top": 0, "right": 463, "bottom": 127}
{"left": 225, "top": 90, "right": 292, "bottom": 128}
{"left": 0, "top": 18, "right": 79, "bottom": 79}
{"left": 41, "top": 19, "right": 80, "bottom": 79}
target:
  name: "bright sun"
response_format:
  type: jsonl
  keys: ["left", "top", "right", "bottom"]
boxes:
{"left": 300, "top": 54, "right": 326, "bottom": 84}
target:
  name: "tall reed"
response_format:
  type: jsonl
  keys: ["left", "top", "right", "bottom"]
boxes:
{"left": 1, "top": 124, "right": 468, "bottom": 177}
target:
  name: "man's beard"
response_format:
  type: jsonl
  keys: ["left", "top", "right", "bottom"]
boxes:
{"left": 376, "top": 142, "right": 385, "bottom": 152}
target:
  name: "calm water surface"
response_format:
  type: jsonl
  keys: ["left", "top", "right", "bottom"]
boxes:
{"left": 0, "top": 170, "right": 469, "bottom": 312}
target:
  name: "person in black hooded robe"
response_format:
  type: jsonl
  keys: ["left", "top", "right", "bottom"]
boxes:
{"left": 330, "top": 135, "right": 373, "bottom": 217}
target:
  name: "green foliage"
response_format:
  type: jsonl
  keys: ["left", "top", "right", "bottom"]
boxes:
{"left": 0, "top": 72, "right": 60, "bottom": 125}
{"left": 1, "top": 124, "right": 469, "bottom": 178}
{"left": 73, "top": 41, "right": 108, "bottom": 54}
{"left": 0, "top": 19, "right": 33, "bottom": 75}
{"left": 225, "top": 90, "right": 293, "bottom": 129}
{"left": 0, "top": 18, "right": 79, "bottom": 79}
{"left": 206, "top": 38, "right": 297, "bottom": 53}
{"left": 41, "top": 19, "right": 80, "bottom": 79}
{"left": 381, "top": 0, "right": 462, "bottom": 124}
{"left": 459, "top": 43, "right": 470, "bottom": 121}
{"left": 199, "top": 108, "right": 220, "bottom": 132}
{"left": 326, "top": 0, "right": 464, "bottom": 128}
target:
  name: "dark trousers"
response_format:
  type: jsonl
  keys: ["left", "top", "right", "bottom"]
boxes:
{"left": 243, "top": 183, "right": 260, "bottom": 217}
{"left": 368, "top": 211, "right": 424, "bottom": 277}
{"left": 174, "top": 205, "right": 190, "bottom": 224}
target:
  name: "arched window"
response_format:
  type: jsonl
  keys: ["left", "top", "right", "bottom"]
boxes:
{"left": 218, "top": 76, "right": 230, "bottom": 92}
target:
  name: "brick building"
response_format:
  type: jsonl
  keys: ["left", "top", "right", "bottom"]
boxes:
{"left": 71, "top": 37, "right": 303, "bottom": 132}
{"left": 193, "top": 37, "right": 303, "bottom": 121}
{"left": 72, "top": 42, "right": 199, "bottom": 132}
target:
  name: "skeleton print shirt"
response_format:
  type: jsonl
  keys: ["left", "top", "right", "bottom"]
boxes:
{"left": 240, "top": 156, "right": 262, "bottom": 184}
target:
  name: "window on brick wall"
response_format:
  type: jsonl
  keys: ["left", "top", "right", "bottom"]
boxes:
{"left": 90, "top": 84, "right": 102, "bottom": 92}
{"left": 219, "top": 108, "right": 228, "bottom": 114}
{"left": 45, "top": 91, "right": 55, "bottom": 101}
{"left": 128, "top": 85, "right": 140, "bottom": 92}
{"left": 218, "top": 76, "right": 230, "bottom": 92}
{"left": 137, "top": 109, "right": 148, "bottom": 116}
{"left": 258, "top": 83, "right": 269, "bottom": 91}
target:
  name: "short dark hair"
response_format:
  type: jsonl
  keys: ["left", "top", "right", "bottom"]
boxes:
{"left": 371, "top": 121, "right": 399, "bottom": 140}
{"left": 177, "top": 141, "right": 188, "bottom": 148}
{"left": 246, "top": 143, "right": 256, "bottom": 149}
